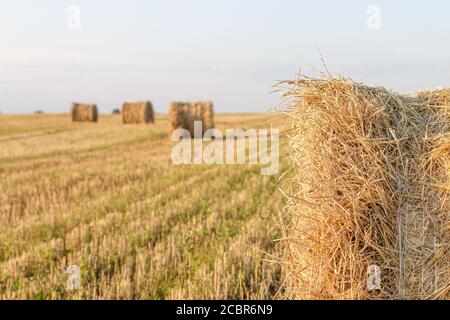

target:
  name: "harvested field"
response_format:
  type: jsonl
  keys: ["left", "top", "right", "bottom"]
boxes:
{"left": 0, "top": 113, "right": 287, "bottom": 300}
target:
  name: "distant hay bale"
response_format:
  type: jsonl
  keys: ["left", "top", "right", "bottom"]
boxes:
{"left": 281, "top": 77, "right": 449, "bottom": 300}
{"left": 122, "top": 101, "right": 154, "bottom": 124}
{"left": 168, "top": 102, "right": 194, "bottom": 137}
{"left": 71, "top": 103, "right": 98, "bottom": 122}
{"left": 168, "top": 101, "right": 215, "bottom": 138}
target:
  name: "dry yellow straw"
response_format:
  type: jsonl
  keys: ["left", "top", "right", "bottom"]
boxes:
{"left": 281, "top": 76, "right": 449, "bottom": 300}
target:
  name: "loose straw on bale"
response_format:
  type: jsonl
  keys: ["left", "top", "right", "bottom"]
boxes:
{"left": 168, "top": 101, "right": 215, "bottom": 137}
{"left": 71, "top": 103, "right": 98, "bottom": 122}
{"left": 281, "top": 76, "right": 449, "bottom": 300}
{"left": 122, "top": 101, "right": 154, "bottom": 124}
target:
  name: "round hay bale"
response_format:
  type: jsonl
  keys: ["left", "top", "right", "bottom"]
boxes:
{"left": 168, "top": 102, "right": 194, "bottom": 137}
{"left": 168, "top": 101, "right": 215, "bottom": 138}
{"left": 71, "top": 103, "right": 98, "bottom": 122}
{"left": 122, "top": 101, "right": 154, "bottom": 124}
{"left": 281, "top": 77, "right": 449, "bottom": 300}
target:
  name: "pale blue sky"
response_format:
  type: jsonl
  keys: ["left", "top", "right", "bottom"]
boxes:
{"left": 0, "top": 0, "right": 449, "bottom": 113}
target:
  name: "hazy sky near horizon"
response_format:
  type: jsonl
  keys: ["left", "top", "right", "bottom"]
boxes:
{"left": 1, "top": 0, "right": 449, "bottom": 114}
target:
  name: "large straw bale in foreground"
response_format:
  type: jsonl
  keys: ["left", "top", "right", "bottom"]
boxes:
{"left": 282, "top": 77, "right": 449, "bottom": 300}
{"left": 71, "top": 103, "right": 98, "bottom": 122}
{"left": 122, "top": 101, "right": 154, "bottom": 124}
{"left": 168, "top": 101, "right": 215, "bottom": 137}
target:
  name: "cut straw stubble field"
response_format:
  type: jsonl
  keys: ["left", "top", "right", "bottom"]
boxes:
{"left": 0, "top": 113, "right": 287, "bottom": 300}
